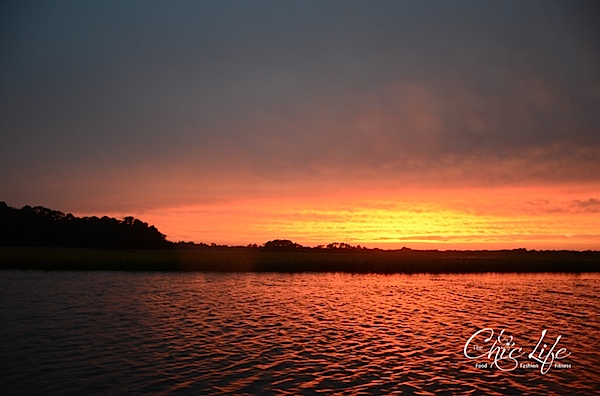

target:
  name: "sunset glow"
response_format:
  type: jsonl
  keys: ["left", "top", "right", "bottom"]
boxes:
{"left": 2, "top": 1, "right": 599, "bottom": 250}
{"left": 127, "top": 185, "right": 600, "bottom": 250}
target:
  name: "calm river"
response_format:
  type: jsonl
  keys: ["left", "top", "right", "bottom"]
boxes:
{"left": 1, "top": 271, "right": 599, "bottom": 395}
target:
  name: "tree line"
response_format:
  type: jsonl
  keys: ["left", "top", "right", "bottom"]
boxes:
{"left": 0, "top": 202, "right": 172, "bottom": 249}
{"left": 262, "top": 239, "right": 369, "bottom": 251}
{"left": 177, "top": 239, "right": 376, "bottom": 252}
{"left": 5, "top": 203, "right": 574, "bottom": 254}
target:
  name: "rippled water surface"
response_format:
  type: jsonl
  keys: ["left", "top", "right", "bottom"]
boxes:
{"left": 1, "top": 271, "right": 599, "bottom": 395}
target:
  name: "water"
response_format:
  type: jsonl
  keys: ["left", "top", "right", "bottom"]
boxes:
{"left": 1, "top": 271, "right": 599, "bottom": 395}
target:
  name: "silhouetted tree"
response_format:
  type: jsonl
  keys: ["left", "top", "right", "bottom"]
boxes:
{"left": 263, "top": 239, "right": 304, "bottom": 251}
{"left": 326, "top": 242, "right": 360, "bottom": 250}
{"left": 0, "top": 202, "right": 172, "bottom": 249}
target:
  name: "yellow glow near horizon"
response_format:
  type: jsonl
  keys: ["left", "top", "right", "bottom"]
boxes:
{"left": 116, "top": 185, "right": 600, "bottom": 251}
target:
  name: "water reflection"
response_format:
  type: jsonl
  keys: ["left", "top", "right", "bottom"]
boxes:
{"left": 0, "top": 272, "right": 598, "bottom": 395}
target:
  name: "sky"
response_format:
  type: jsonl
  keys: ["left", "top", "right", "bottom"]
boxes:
{"left": 1, "top": 0, "right": 599, "bottom": 250}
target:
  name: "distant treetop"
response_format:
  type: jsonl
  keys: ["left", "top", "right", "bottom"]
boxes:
{"left": 263, "top": 239, "right": 304, "bottom": 251}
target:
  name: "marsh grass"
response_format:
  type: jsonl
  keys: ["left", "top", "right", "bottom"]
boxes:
{"left": 1, "top": 247, "right": 598, "bottom": 273}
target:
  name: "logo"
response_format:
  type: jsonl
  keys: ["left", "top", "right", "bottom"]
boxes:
{"left": 463, "top": 328, "right": 572, "bottom": 374}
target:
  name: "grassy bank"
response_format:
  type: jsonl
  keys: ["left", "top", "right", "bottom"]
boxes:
{"left": 1, "top": 247, "right": 599, "bottom": 273}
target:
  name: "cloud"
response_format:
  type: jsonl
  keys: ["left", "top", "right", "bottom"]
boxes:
{"left": 521, "top": 196, "right": 600, "bottom": 216}
{"left": 569, "top": 198, "right": 600, "bottom": 213}
{"left": 1, "top": 1, "right": 599, "bottom": 214}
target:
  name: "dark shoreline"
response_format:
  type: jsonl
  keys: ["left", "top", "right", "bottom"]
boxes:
{"left": 1, "top": 247, "right": 598, "bottom": 274}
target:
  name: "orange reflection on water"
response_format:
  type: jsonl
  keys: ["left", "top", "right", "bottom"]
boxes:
{"left": 130, "top": 273, "right": 599, "bottom": 394}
